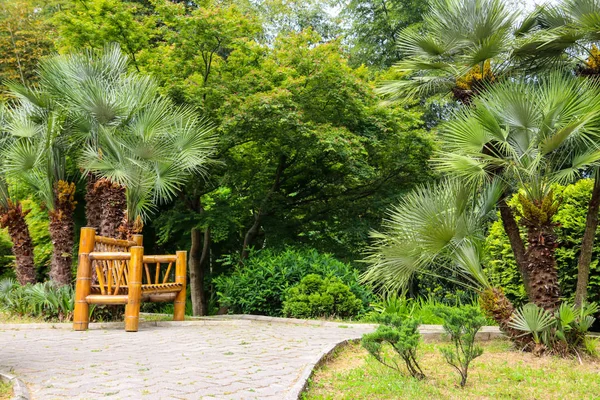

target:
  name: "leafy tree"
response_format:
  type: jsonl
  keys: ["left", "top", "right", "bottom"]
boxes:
{"left": 342, "top": 0, "right": 428, "bottom": 68}
{"left": 0, "top": 0, "right": 56, "bottom": 87}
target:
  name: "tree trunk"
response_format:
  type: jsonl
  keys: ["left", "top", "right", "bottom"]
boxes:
{"left": 575, "top": 173, "right": 600, "bottom": 307}
{"left": 0, "top": 200, "right": 36, "bottom": 285}
{"left": 479, "top": 287, "right": 531, "bottom": 347}
{"left": 97, "top": 178, "right": 126, "bottom": 238}
{"left": 524, "top": 223, "right": 561, "bottom": 310}
{"left": 48, "top": 181, "right": 77, "bottom": 286}
{"left": 190, "top": 227, "right": 210, "bottom": 316}
{"left": 84, "top": 173, "right": 102, "bottom": 231}
{"left": 241, "top": 213, "right": 262, "bottom": 260}
{"left": 498, "top": 198, "right": 531, "bottom": 297}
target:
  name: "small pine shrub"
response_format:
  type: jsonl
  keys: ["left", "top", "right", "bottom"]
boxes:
{"left": 282, "top": 274, "right": 363, "bottom": 319}
{"left": 436, "top": 306, "right": 485, "bottom": 387}
{"left": 361, "top": 315, "right": 425, "bottom": 379}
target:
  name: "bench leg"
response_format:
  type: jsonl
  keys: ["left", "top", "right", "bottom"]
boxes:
{"left": 125, "top": 246, "right": 144, "bottom": 332}
{"left": 73, "top": 228, "right": 95, "bottom": 331}
{"left": 173, "top": 251, "right": 187, "bottom": 321}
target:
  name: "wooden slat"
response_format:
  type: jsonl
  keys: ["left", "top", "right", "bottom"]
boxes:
{"left": 162, "top": 262, "right": 173, "bottom": 284}
{"left": 144, "top": 263, "right": 151, "bottom": 285}
{"left": 155, "top": 262, "right": 160, "bottom": 285}
{"left": 89, "top": 252, "right": 131, "bottom": 261}
{"left": 106, "top": 260, "right": 113, "bottom": 295}
{"left": 143, "top": 255, "right": 177, "bottom": 263}
{"left": 95, "top": 262, "right": 106, "bottom": 295}
{"left": 141, "top": 282, "right": 183, "bottom": 294}
{"left": 95, "top": 235, "right": 137, "bottom": 248}
{"left": 141, "top": 293, "right": 177, "bottom": 303}
{"left": 86, "top": 294, "right": 128, "bottom": 304}
{"left": 113, "top": 260, "right": 126, "bottom": 295}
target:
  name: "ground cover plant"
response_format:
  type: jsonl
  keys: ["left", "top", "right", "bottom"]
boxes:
{"left": 303, "top": 340, "right": 600, "bottom": 400}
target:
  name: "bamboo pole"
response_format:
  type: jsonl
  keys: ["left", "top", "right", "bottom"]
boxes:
{"left": 173, "top": 250, "right": 187, "bottom": 321}
{"left": 89, "top": 252, "right": 131, "bottom": 260}
{"left": 125, "top": 246, "right": 144, "bottom": 332}
{"left": 132, "top": 234, "right": 143, "bottom": 247}
{"left": 143, "top": 255, "right": 177, "bottom": 263}
{"left": 73, "top": 227, "right": 95, "bottom": 331}
{"left": 85, "top": 295, "right": 129, "bottom": 304}
{"left": 95, "top": 236, "right": 137, "bottom": 248}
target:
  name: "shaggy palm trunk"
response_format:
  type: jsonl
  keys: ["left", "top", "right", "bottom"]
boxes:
{"left": 0, "top": 201, "right": 36, "bottom": 285}
{"left": 84, "top": 174, "right": 102, "bottom": 231}
{"left": 524, "top": 225, "right": 561, "bottom": 311}
{"left": 97, "top": 178, "right": 126, "bottom": 238}
{"left": 117, "top": 214, "right": 143, "bottom": 240}
{"left": 518, "top": 193, "right": 561, "bottom": 311}
{"left": 49, "top": 181, "right": 77, "bottom": 286}
{"left": 479, "top": 287, "right": 532, "bottom": 347}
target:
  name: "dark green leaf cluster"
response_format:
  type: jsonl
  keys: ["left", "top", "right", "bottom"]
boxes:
{"left": 435, "top": 306, "right": 485, "bottom": 387}
{"left": 282, "top": 274, "right": 363, "bottom": 319}
{"left": 213, "top": 248, "right": 374, "bottom": 317}
{"left": 361, "top": 315, "right": 425, "bottom": 379}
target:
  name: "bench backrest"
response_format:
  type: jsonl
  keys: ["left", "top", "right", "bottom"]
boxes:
{"left": 79, "top": 228, "right": 181, "bottom": 295}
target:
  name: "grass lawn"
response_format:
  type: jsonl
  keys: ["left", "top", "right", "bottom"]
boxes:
{"left": 0, "top": 381, "right": 12, "bottom": 400}
{"left": 303, "top": 340, "right": 600, "bottom": 400}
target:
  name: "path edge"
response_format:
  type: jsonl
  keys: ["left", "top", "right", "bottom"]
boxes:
{"left": 0, "top": 370, "right": 30, "bottom": 400}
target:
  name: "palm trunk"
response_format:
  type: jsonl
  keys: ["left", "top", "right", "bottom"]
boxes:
{"left": 517, "top": 193, "right": 561, "bottom": 311}
{"left": 479, "top": 287, "right": 531, "bottom": 347}
{"left": 0, "top": 201, "right": 36, "bottom": 285}
{"left": 84, "top": 174, "right": 102, "bottom": 231}
{"left": 98, "top": 178, "right": 126, "bottom": 238}
{"left": 575, "top": 174, "right": 600, "bottom": 307}
{"left": 48, "top": 181, "right": 77, "bottom": 286}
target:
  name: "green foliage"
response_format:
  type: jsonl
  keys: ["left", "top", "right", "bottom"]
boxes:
{"left": 508, "top": 301, "right": 598, "bottom": 355}
{"left": 436, "top": 306, "right": 485, "bottom": 388}
{"left": 0, "top": 278, "right": 73, "bottom": 321}
{"left": 361, "top": 315, "right": 425, "bottom": 379}
{"left": 282, "top": 274, "right": 363, "bottom": 319}
{"left": 485, "top": 179, "right": 600, "bottom": 305}
{"left": 214, "top": 248, "right": 373, "bottom": 317}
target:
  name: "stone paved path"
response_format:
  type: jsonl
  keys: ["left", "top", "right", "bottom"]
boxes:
{"left": 0, "top": 320, "right": 375, "bottom": 400}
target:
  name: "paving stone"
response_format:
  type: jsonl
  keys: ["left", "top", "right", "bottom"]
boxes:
{"left": 0, "top": 320, "right": 374, "bottom": 399}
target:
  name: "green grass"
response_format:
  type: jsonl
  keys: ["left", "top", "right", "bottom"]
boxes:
{"left": 0, "top": 380, "right": 12, "bottom": 400}
{"left": 303, "top": 340, "right": 600, "bottom": 400}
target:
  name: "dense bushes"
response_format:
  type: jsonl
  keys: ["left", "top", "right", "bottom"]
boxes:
{"left": 282, "top": 274, "right": 363, "bottom": 318}
{"left": 486, "top": 179, "right": 600, "bottom": 305}
{"left": 214, "top": 248, "right": 373, "bottom": 317}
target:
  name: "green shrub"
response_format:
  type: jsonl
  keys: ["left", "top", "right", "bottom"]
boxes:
{"left": 361, "top": 315, "right": 425, "bottom": 379}
{"left": 508, "top": 301, "right": 598, "bottom": 356}
{"left": 282, "top": 274, "right": 363, "bottom": 318}
{"left": 486, "top": 179, "right": 600, "bottom": 305}
{"left": 436, "top": 306, "right": 485, "bottom": 388}
{"left": 0, "top": 278, "right": 73, "bottom": 321}
{"left": 214, "top": 248, "right": 373, "bottom": 316}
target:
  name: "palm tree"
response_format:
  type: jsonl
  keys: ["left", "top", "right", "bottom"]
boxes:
{"left": 363, "top": 179, "right": 521, "bottom": 337}
{"left": 37, "top": 45, "right": 216, "bottom": 239}
{"left": 513, "top": 0, "right": 600, "bottom": 306}
{"left": 436, "top": 73, "right": 600, "bottom": 310}
{"left": 2, "top": 84, "right": 77, "bottom": 286}
{"left": 79, "top": 95, "right": 216, "bottom": 238}
{"left": 377, "top": 0, "right": 519, "bottom": 104}
{"left": 37, "top": 44, "right": 155, "bottom": 237}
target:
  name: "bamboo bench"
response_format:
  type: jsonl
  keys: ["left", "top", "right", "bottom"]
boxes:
{"left": 73, "top": 227, "right": 187, "bottom": 332}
